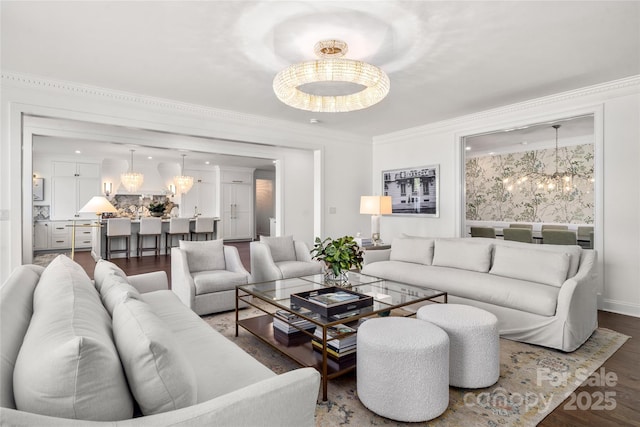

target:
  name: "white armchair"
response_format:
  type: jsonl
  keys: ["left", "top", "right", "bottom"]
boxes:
{"left": 171, "top": 240, "right": 251, "bottom": 315}
{"left": 250, "top": 236, "right": 323, "bottom": 283}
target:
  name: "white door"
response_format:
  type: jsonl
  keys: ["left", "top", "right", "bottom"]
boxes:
{"left": 51, "top": 176, "right": 77, "bottom": 220}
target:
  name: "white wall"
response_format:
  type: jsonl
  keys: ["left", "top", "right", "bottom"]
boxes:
{"left": 373, "top": 76, "right": 640, "bottom": 317}
{"left": 0, "top": 73, "right": 372, "bottom": 281}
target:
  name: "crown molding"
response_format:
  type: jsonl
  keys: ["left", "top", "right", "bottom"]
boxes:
{"left": 1, "top": 71, "right": 368, "bottom": 146}
{"left": 374, "top": 75, "right": 640, "bottom": 144}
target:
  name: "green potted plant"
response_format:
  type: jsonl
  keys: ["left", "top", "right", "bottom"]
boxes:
{"left": 148, "top": 201, "right": 166, "bottom": 217}
{"left": 310, "top": 236, "right": 364, "bottom": 285}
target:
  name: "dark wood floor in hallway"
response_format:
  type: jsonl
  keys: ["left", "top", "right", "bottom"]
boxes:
{"left": 72, "top": 246, "right": 639, "bottom": 426}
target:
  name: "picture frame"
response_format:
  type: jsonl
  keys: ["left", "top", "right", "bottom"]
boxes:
{"left": 33, "top": 177, "right": 44, "bottom": 201}
{"left": 382, "top": 165, "right": 439, "bottom": 217}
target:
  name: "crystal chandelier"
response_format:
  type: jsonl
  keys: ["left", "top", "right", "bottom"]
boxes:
{"left": 273, "top": 39, "right": 390, "bottom": 113}
{"left": 173, "top": 154, "right": 194, "bottom": 195}
{"left": 121, "top": 149, "right": 144, "bottom": 193}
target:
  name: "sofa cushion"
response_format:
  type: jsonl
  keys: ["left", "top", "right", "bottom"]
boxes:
{"left": 100, "top": 273, "right": 142, "bottom": 316}
{"left": 362, "top": 260, "right": 559, "bottom": 317}
{"left": 93, "top": 259, "right": 127, "bottom": 291}
{"left": 0, "top": 265, "right": 44, "bottom": 409}
{"left": 179, "top": 239, "right": 225, "bottom": 273}
{"left": 261, "top": 235, "right": 296, "bottom": 262}
{"left": 490, "top": 245, "right": 571, "bottom": 287}
{"left": 13, "top": 255, "right": 134, "bottom": 421}
{"left": 432, "top": 239, "right": 493, "bottom": 273}
{"left": 276, "top": 260, "right": 323, "bottom": 279}
{"left": 490, "top": 238, "right": 582, "bottom": 278}
{"left": 192, "top": 270, "right": 249, "bottom": 294}
{"left": 390, "top": 237, "right": 434, "bottom": 265}
{"left": 112, "top": 298, "right": 197, "bottom": 415}
{"left": 140, "top": 290, "right": 276, "bottom": 402}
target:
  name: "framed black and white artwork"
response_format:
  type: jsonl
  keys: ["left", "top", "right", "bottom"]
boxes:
{"left": 33, "top": 178, "right": 44, "bottom": 201}
{"left": 382, "top": 165, "right": 439, "bottom": 217}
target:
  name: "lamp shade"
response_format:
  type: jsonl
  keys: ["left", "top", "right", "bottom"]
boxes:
{"left": 360, "top": 196, "right": 392, "bottom": 215}
{"left": 79, "top": 196, "right": 118, "bottom": 214}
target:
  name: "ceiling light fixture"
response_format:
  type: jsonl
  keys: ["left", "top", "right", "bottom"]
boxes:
{"left": 173, "top": 154, "right": 194, "bottom": 195}
{"left": 121, "top": 149, "right": 144, "bottom": 193}
{"left": 273, "top": 39, "right": 390, "bottom": 113}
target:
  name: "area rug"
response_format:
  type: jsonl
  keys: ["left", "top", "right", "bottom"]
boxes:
{"left": 204, "top": 307, "right": 628, "bottom": 427}
{"left": 32, "top": 252, "right": 70, "bottom": 267}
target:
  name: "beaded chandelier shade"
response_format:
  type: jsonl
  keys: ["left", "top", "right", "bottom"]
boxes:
{"left": 173, "top": 154, "right": 194, "bottom": 195}
{"left": 121, "top": 149, "right": 144, "bottom": 193}
{"left": 273, "top": 39, "right": 390, "bottom": 113}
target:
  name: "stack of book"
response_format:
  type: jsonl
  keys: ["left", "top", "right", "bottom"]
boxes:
{"left": 311, "top": 324, "right": 357, "bottom": 363}
{"left": 354, "top": 237, "right": 373, "bottom": 247}
{"left": 272, "top": 309, "right": 317, "bottom": 346}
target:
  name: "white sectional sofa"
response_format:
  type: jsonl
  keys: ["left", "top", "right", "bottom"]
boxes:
{"left": 362, "top": 236, "right": 597, "bottom": 352}
{"left": 1, "top": 255, "right": 320, "bottom": 426}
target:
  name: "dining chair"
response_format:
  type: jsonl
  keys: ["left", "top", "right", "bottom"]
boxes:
{"left": 577, "top": 226, "right": 594, "bottom": 249}
{"left": 503, "top": 228, "right": 533, "bottom": 243}
{"left": 470, "top": 227, "right": 496, "bottom": 238}
{"left": 541, "top": 224, "right": 568, "bottom": 231}
{"left": 509, "top": 223, "right": 533, "bottom": 230}
{"left": 542, "top": 229, "right": 577, "bottom": 245}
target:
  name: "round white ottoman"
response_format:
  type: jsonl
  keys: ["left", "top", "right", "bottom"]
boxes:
{"left": 357, "top": 317, "right": 449, "bottom": 422}
{"left": 417, "top": 304, "right": 499, "bottom": 388}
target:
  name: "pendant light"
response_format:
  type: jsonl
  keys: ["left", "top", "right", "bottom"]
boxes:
{"left": 173, "top": 154, "right": 194, "bottom": 195}
{"left": 121, "top": 149, "right": 144, "bottom": 193}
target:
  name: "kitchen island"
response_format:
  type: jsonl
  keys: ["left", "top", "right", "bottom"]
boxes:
{"left": 90, "top": 217, "right": 220, "bottom": 260}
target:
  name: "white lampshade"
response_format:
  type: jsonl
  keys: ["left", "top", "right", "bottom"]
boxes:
{"left": 79, "top": 196, "right": 118, "bottom": 215}
{"left": 360, "top": 196, "right": 392, "bottom": 215}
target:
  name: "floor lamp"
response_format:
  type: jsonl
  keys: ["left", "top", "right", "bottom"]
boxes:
{"left": 71, "top": 196, "right": 118, "bottom": 260}
{"left": 360, "top": 196, "right": 392, "bottom": 246}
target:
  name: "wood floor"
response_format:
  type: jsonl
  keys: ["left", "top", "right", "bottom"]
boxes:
{"left": 73, "top": 246, "right": 639, "bottom": 426}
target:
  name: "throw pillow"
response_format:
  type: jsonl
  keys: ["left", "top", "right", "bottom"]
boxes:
{"left": 179, "top": 239, "right": 225, "bottom": 273}
{"left": 100, "top": 273, "right": 142, "bottom": 316}
{"left": 13, "top": 255, "right": 134, "bottom": 421}
{"left": 94, "top": 259, "right": 127, "bottom": 292}
{"left": 490, "top": 245, "right": 571, "bottom": 287}
{"left": 432, "top": 239, "right": 493, "bottom": 272}
{"left": 390, "top": 237, "right": 434, "bottom": 265}
{"left": 260, "top": 235, "right": 296, "bottom": 262}
{"left": 112, "top": 298, "right": 197, "bottom": 415}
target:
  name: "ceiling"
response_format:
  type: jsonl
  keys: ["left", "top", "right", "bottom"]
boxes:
{"left": 2, "top": 1, "right": 638, "bottom": 139}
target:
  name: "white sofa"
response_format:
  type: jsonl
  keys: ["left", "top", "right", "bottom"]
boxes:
{"left": 362, "top": 236, "right": 597, "bottom": 352}
{"left": 0, "top": 255, "right": 320, "bottom": 426}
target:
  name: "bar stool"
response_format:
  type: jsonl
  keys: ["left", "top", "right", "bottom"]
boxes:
{"left": 106, "top": 218, "right": 131, "bottom": 260}
{"left": 191, "top": 217, "right": 215, "bottom": 241}
{"left": 165, "top": 218, "right": 190, "bottom": 255}
{"left": 137, "top": 217, "right": 162, "bottom": 257}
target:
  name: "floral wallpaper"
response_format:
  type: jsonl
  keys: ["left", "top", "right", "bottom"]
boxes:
{"left": 466, "top": 144, "right": 594, "bottom": 224}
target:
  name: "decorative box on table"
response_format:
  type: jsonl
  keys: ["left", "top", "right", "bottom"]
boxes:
{"left": 291, "top": 286, "right": 373, "bottom": 318}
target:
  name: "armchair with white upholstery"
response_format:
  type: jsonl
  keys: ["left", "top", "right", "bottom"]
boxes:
{"left": 250, "top": 235, "right": 323, "bottom": 283}
{"left": 171, "top": 239, "right": 251, "bottom": 315}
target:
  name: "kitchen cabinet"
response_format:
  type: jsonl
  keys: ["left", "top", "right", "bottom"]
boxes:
{"left": 33, "top": 222, "right": 48, "bottom": 250}
{"left": 180, "top": 170, "right": 216, "bottom": 218}
{"left": 51, "top": 161, "right": 100, "bottom": 220}
{"left": 33, "top": 220, "right": 94, "bottom": 251}
{"left": 217, "top": 167, "right": 254, "bottom": 240}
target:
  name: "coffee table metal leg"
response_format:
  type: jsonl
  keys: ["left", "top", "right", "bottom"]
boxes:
{"left": 235, "top": 287, "right": 239, "bottom": 337}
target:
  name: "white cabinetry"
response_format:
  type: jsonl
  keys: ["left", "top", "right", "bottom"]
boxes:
{"left": 51, "top": 161, "right": 100, "bottom": 220}
{"left": 180, "top": 170, "right": 216, "bottom": 218}
{"left": 33, "top": 222, "right": 48, "bottom": 250}
{"left": 217, "top": 167, "right": 254, "bottom": 241}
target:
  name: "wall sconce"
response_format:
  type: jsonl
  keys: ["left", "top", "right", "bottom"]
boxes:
{"left": 168, "top": 184, "right": 176, "bottom": 197}
{"left": 103, "top": 182, "right": 113, "bottom": 197}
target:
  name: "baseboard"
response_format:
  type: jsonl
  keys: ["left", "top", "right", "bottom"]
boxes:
{"left": 600, "top": 298, "right": 640, "bottom": 318}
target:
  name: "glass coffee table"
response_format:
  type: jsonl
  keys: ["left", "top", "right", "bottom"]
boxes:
{"left": 236, "top": 272, "right": 447, "bottom": 400}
